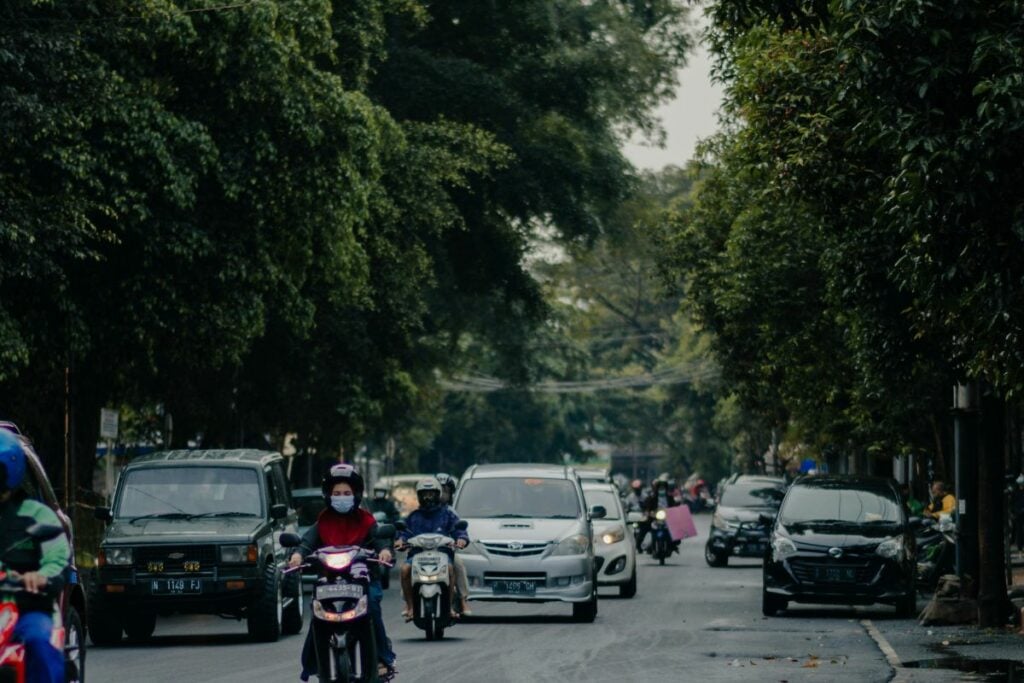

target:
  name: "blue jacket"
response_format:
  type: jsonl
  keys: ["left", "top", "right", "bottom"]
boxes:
{"left": 399, "top": 506, "right": 469, "bottom": 553}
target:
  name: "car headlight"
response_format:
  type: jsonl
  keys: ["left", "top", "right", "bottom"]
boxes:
{"left": 712, "top": 513, "right": 739, "bottom": 530}
{"left": 101, "top": 547, "right": 133, "bottom": 566}
{"left": 655, "top": 510, "right": 667, "bottom": 521}
{"left": 600, "top": 528, "right": 625, "bottom": 545}
{"left": 552, "top": 534, "right": 590, "bottom": 556}
{"left": 770, "top": 535, "right": 797, "bottom": 560}
{"left": 876, "top": 536, "right": 904, "bottom": 560}
{"left": 219, "top": 544, "right": 258, "bottom": 564}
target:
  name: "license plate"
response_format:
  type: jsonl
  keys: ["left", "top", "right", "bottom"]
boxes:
{"left": 739, "top": 543, "right": 765, "bottom": 555}
{"left": 315, "top": 583, "right": 364, "bottom": 600}
{"left": 813, "top": 566, "right": 857, "bottom": 583}
{"left": 151, "top": 579, "right": 202, "bottom": 595}
{"left": 491, "top": 580, "right": 536, "bottom": 595}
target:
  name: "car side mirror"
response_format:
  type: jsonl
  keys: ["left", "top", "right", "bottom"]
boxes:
{"left": 270, "top": 503, "right": 288, "bottom": 520}
{"left": 94, "top": 506, "right": 113, "bottom": 523}
{"left": 454, "top": 520, "right": 469, "bottom": 531}
{"left": 590, "top": 505, "right": 607, "bottom": 520}
{"left": 279, "top": 532, "right": 302, "bottom": 548}
{"left": 626, "top": 511, "right": 644, "bottom": 524}
{"left": 375, "top": 523, "right": 397, "bottom": 540}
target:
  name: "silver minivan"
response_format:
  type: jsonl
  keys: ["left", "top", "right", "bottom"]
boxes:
{"left": 454, "top": 463, "right": 603, "bottom": 622}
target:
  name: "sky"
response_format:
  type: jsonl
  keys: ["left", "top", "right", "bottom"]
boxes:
{"left": 621, "top": 20, "right": 725, "bottom": 171}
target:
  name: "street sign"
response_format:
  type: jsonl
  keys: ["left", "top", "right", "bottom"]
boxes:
{"left": 100, "top": 408, "right": 119, "bottom": 440}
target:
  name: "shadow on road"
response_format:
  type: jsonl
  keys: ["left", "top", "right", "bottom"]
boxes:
{"left": 458, "top": 614, "right": 576, "bottom": 624}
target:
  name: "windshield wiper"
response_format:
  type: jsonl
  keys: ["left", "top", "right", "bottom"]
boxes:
{"left": 127, "top": 512, "right": 193, "bottom": 524}
{"left": 484, "top": 514, "right": 531, "bottom": 519}
{"left": 544, "top": 515, "right": 579, "bottom": 519}
{"left": 190, "top": 511, "right": 257, "bottom": 519}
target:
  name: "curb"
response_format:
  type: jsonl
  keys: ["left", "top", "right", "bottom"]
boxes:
{"left": 861, "top": 619, "right": 912, "bottom": 683}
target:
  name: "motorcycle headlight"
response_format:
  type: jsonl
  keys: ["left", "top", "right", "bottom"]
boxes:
{"left": 771, "top": 534, "right": 797, "bottom": 560}
{"left": 600, "top": 528, "right": 625, "bottom": 545}
{"left": 552, "top": 534, "right": 590, "bottom": 556}
{"left": 101, "top": 547, "right": 133, "bottom": 567}
{"left": 655, "top": 510, "right": 667, "bottom": 521}
{"left": 876, "top": 536, "right": 904, "bottom": 561}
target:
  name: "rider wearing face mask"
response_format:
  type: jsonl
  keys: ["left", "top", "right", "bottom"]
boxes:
{"left": 289, "top": 463, "right": 396, "bottom": 681}
{"left": 395, "top": 478, "right": 469, "bottom": 621}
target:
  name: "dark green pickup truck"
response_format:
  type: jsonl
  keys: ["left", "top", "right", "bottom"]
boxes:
{"left": 89, "top": 449, "right": 302, "bottom": 644}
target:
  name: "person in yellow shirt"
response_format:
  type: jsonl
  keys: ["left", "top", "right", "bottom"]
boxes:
{"left": 924, "top": 480, "right": 956, "bottom": 519}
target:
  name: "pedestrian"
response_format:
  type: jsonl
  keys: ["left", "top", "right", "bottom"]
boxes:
{"left": 924, "top": 480, "right": 955, "bottom": 520}
{"left": 900, "top": 483, "right": 924, "bottom": 516}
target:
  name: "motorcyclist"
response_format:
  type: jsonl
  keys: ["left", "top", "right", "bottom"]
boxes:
{"left": 435, "top": 473, "right": 472, "bottom": 615}
{"left": 367, "top": 484, "right": 400, "bottom": 524}
{"left": 0, "top": 429, "right": 69, "bottom": 683}
{"left": 624, "top": 479, "right": 645, "bottom": 512}
{"left": 396, "top": 478, "right": 469, "bottom": 621}
{"left": 638, "top": 478, "right": 680, "bottom": 554}
{"left": 289, "top": 463, "right": 396, "bottom": 681}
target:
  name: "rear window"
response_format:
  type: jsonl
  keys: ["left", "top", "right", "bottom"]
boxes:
{"left": 720, "top": 483, "right": 785, "bottom": 508}
{"left": 456, "top": 477, "right": 581, "bottom": 519}
{"left": 582, "top": 489, "right": 621, "bottom": 519}
{"left": 780, "top": 484, "right": 901, "bottom": 526}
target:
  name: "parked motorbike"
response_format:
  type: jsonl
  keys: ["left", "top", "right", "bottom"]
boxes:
{"left": 915, "top": 516, "right": 956, "bottom": 593}
{"left": 371, "top": 512, "right": 393, "bottom": 590}
{"left": 650, "top": 510, "right": 676, "bottom": 565}
{"left": 282, "top": 530, "right": 393, "bottom": 683}
{"left": 404, "top": 520, "right": 468, "bottom": 640}
{"left": 0, "top": 523, "right": 74, "bottom": 683}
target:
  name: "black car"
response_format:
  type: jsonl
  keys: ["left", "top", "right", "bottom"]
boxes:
{"left": 90, "top": 449, "right": 303, "bottom": 644}
{"left": 705, "top": 475, "right": 786, "bottom": 567}
{"left": 762, "top": 475, "right": 917, "bottom": 617}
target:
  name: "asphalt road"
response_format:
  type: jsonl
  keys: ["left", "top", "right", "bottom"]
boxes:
{"left": 89, "top": 515, "right": 901, "bottom": 682}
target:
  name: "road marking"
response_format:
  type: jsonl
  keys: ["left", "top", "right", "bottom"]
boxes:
{"left": 861, "top": 619, "right": 911, "bottom": 682}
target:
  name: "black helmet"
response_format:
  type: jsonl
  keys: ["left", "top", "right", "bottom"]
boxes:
{"left": 416, "top": 477, "right": 443, "bottom": 511}
{"left": 321, "top": 463, "right": 365, "bottom": 508}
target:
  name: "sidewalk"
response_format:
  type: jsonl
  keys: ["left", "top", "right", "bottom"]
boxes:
{"left": 864, "top": 554, "right": 1024, "bottom": 681}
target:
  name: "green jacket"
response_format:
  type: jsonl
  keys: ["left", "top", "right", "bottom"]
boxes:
{"left": 0, "top": 497, "right": 71, "bottom": 611}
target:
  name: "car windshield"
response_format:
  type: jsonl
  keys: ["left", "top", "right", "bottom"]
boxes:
{"left": 780, "top": 484, "right": 901, "bottom": 526}
{"left": 116, "top": 467, "right": 262, "bottom": 518}
{"left": 720, "top": 483, "right": 785, "bottom": 508}
{"left": 456, "top": 477, "right": 581, "bottom": 519}
{"left": 582, "top": 489, "right": 621, "bottom": 520}
{"left": 294, "top": 496, "right": 324, "bottom": 527}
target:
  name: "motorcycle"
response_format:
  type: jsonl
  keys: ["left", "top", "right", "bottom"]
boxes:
{"left": 0, "top": 523, "right": 74, "bottom": 683}
{"left": 371, "top": 512, "right": 393, "bottom": 590}
{"left": 402, "top": 520, "right": 468, "bottom": 641}
{"left": 281, "top": 530, "right": 393, "bottom": 683}
{"left": 650, "top": 510, "right": 676, "bottom": 565}
{"left": 915, "top": 516, "right": 956, "bottom": 593}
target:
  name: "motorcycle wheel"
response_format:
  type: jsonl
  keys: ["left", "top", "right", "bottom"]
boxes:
{"left": 281, "top": 571, "right": 304, "bottom": 635}
{"left": 64, "top": 604, "right": 85, "bottom": 682}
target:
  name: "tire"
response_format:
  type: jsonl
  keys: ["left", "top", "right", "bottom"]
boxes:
{"left": 282, "top": 571, "right": 304, "bottom": 635}
{"left": 247, "top": 562, "right": 283, "bottom": 642}
{"left": 64, "top": 605, "right": 86, "bottom": 682}
{"left": 122, "top": 611, "right": 156, "bottom": 642}
{"left": 380, "top": 570, "right": 390, "bottom": 590}
{"left": 572, "top": 586, "right": 598, "bottom": 623}
{"left": 705, "top": 543, "right": 728, "bottom": 567}
{"left": 762, "top": 588, "right": 787, "bottom": 617}
{"left": 86, "top": 584, "right": 123, "bottom": 646}
{"left": 895, "top": 591, "right": 917, "bottom": 619}
{"left": 619, "top": 570, "right": 637, "bottom": 598}
{"left": 658, "top": 553, "right": 666, "bottom": 566}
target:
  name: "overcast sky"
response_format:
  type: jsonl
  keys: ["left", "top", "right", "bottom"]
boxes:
{"left": 621, "top": 21, "right": 724, "bottom": 171}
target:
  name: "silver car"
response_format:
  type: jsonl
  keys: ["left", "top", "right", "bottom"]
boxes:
{"left": 454, "top": 464, "right": 602, "bottom": 622}
{"left": 582, "top": 483, "right": 638, "bottom": 597}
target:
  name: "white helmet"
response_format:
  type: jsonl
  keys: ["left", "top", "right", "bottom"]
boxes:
{"left": 416, "top": 477, "right": 443, "bottom": 511}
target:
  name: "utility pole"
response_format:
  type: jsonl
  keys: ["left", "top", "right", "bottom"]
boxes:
{"left": 978, "top": 385, "right": 1010, "bottom": 626}
{"left": 952, "top": 383, "right": 979, "bottom": 594}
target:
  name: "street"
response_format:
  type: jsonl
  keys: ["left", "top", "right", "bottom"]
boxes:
{"left": 89, "top": 516, "right": 898, "bottom": 682}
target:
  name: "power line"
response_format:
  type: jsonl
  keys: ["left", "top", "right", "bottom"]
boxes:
{"left": 440, "top": 362, "right": 720, "bottom": 394}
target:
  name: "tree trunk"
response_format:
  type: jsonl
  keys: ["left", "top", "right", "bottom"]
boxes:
{"left": 977, "top": 390, "right": 1009, "bottom": 627}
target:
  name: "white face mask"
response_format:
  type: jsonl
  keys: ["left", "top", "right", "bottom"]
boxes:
{"left": 330, "top": 494, "right": 355, "bottom": 514}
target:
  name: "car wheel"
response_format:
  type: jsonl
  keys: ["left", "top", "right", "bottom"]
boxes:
{"left": 761, "top": 587, "right": 787, "bottom": 617}
{"left": 247, "top": 562, "right": 283, "bottom": 642}
{"left": 705, "top": 543, "right": 728, "bottom": 567}
{"left": 572, "top": 585, "right": 598, "bottom": 623}
{"left": 281, "top": 570, "right": 304, "bottom": 635}
{"left": 619, "top": 569, "right": 637, "bottom": 598}
{"left": 895, "top": 591, "right": 917, "bottom": 619}
{"left": 64, "top": 605, "right": 86, "bottom": 682}
{"left": 86, "top": 584, "right": 122, "bottom": 646}
{"left": 123, "top": 611, "right": 156, "bottom": 642}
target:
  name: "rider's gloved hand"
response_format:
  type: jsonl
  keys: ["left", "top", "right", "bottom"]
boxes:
{"left": 20, "top": 571, "right": 47, "bottom": 594}
{"left": 288, "top": 553, "right": 303, "bottom": 568}
{"left": 455, "top": 539, "right": 467, "bottom": 549}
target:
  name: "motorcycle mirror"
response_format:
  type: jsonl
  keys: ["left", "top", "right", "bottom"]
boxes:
{"left": 454, "top": 520, "right": 469, "bottom": 531}
{"left": 279, "top": 532, "right": 302, "bottom": 548}
{"left": 25, "top": 523, "right": 63, "bottom": 542}
{"left": 94, "top": 506, "right": 113, "bottom": 523}
{"left": 372, "top": 511, "right": 388, "bottom": 523}
{"left": 375, "top": 523, "right": 397, "bottom": 540}
{"left": 590, "top": 505, "right": 607, "bottom": 520}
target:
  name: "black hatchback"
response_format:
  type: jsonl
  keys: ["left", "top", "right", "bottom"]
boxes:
{"left": 762, "top": 475, "right": 916, "bottom": 617}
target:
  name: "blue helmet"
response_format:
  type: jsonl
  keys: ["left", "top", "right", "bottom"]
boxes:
{"left": 0, "top": 429, "right": 26, "bottom": 492}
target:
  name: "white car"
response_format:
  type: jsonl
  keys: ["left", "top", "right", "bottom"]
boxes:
{"left": 582, "top": 482, "right": 637, "bottom": 598}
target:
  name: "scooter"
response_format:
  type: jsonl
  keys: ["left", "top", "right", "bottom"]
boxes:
{"left": 916, "top": 516, "right": 956, "bottom": 593}
{"left": 0, "top": 523, "right": 74, "bottom": 683}
{"left": 650, "top": 510, "right": 676, "bottom": 565}
{"left": 282, "top": 531, "right": 393, "bottom": 683}
{"left": 405, "top": 520, "right": 468, "bottom": 641}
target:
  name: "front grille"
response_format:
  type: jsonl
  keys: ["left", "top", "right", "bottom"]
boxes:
{"left": 481, "top": 541, "right": 549, "bottom": 557}
{"left": 135, "top": 545, "right": 217, "bottom": 572}
{"left": 788, "top": 558, "right": 879, "bottom": 584}
{"left": 483, "top": 571, "right": 547, "bottom": 583}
